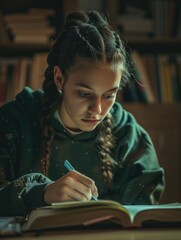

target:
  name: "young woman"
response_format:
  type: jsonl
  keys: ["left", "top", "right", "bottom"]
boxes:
{"left": 0, "top": 11, "right": 164, "bottom": 216}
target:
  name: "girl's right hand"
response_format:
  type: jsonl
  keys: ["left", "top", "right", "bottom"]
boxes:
{"left": 44, "top": 170, "right": 98, "bottom": 204}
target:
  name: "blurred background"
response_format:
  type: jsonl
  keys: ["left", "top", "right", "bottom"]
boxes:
{"left": 0, "top": 0, "right": 180, "bottom": 203}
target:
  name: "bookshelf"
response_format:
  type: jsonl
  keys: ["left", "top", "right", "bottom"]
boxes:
{"left": 0, "top": 0, "right": 181, "bottom": 203}
{"left": 0, "top": 0, "right": 66, "bottom": 102}
{"left": 108, "top": 0, "right": 181, "bottom": 203}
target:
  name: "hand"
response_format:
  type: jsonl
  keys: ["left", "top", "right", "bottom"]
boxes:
{"left": 44, "top": 170, "right": 98, "bottom": 204}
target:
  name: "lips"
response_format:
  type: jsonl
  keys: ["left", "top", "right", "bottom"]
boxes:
{"left": 83, "top": 118, "right": 101, "bottom": 121}
{"left": 82, "top": 118, "right": 101, "bottom": 125}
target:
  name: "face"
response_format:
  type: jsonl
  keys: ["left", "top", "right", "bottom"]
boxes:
{"left": 56, "top": 62, "right": 122, "bottom": 132}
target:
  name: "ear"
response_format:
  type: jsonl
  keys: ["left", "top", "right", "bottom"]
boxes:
{"left": 54, "top": 66, "right": 64, "bottom": 90}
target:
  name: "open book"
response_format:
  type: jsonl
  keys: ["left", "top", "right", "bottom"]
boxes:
{"left": 22, "top": 200, "right": 181, "bottom": 231}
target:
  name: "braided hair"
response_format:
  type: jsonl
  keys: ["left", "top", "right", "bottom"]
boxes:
{"left": 40, "top": 10, "right": 131, "bottom": 185}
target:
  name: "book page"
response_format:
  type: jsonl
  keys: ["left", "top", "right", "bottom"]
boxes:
{"left": 51, "top": 200, "right": 126, "bottom": 210}
{"left": 124, "top": 203, "right": 181, "bottom": 224}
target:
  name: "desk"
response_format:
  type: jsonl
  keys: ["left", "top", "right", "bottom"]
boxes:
{"left": 4, "top": 228, "right": 181, "bottom": 240}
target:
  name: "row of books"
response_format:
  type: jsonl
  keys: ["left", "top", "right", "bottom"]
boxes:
{"left": 0, "top": 53, "right": 48, "bottom": 105}
{"left": 153, "top": 0, "right": 181, "bottom": 37}
{"left": 122, "top": 51, "right": 181, "bottom": 104}
{"left": 117, "top": 0, "right": 181, "bottom": 38}
{"left": 1, "top": 8, "right": 56, "bottom": 44}
{"left": 0, "top": 51, "right": 181, "bottom": 105}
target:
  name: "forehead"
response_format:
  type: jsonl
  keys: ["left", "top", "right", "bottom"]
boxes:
{"left": 67, "top": 60, "right": 122, "bottom": 88}
{"left": 70, "top": 58, "right": 122, "bottom": 73}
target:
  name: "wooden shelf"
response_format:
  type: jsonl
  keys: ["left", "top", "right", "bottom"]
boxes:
{"left": 0, "top": 43, "right": 52, "bottom": 57}
{"left": 1, "top": 37, "right": 181, "bottom": 57}
{"left": 0, "top": 0, "right": 62, "bottom": 13}
{"left": 126, "top": 37, "right": 181, "bottom": 53}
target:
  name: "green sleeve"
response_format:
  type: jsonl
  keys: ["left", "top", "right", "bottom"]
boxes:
{"left": 109, "top": 133, "right": 165, "bottom": 204}
{"left": 0, "top": 172, "right": 52, "bottom": 216}
{"left": 0, "top": 116, "right": 52, "bottom": 216}
{"left": 110, "top": 109, "right": 165, "bottom": 204}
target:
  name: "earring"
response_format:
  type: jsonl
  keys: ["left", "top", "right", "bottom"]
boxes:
{"left": 58, "top": 89, "right": 62, "bottom": 95}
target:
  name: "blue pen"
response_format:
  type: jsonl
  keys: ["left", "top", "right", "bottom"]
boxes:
{"left": 64, "top": 160, "right": 98, "bottom": 201}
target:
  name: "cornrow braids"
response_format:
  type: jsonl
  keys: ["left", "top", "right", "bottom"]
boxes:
{"left": 113, "top": 31, "right": 121, "bottom": 49}
{"left": 98, "top": 113, "right": 117, "bottom": 185}
{"left": 74, "top": 26, "right": 101, "bottom": 57}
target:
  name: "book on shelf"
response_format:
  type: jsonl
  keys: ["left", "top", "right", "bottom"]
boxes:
{"left": 13, "top": 35, "right": 52, "bottom": 44}
{"left": 3, "top": 8, "right": 56, "bottom": 44}
{"left": 141, "top": 54, "right": 159, "bottom": 101}
{"left": 131, "top": 51, "right": 157, "bottom": 104}
{"left": 124, "top": 4, "right": 147, "bottom": 17}
{"left": 175, "top": 56, "right": 181, "bottom": 100}
{"left": 22, "top": 200, "right": 181, "bottom": 231}
{"left": 0, "top": 12, "right": 10, "bottom": 44}
{"left": 117, "top": 3, "right": 154, "bottom": 37}
{"left": 170, "top": 56, "right": 181, "bottom": 101}
{"left": 29, "top": 53, "right": 48, "bottom": 90}
{"left": 117, "top": 15, "right": 153, "bottom": 35}
{"left": 14, "top": 58, "right": 32, "bottom": 96}
{"left": 120, "top": 1, "right": 178, "bottom": 38}
{"left": 0, "top": 53, "right": 47, "bottom": 104}
{"left": 158, "top": 55, "right": 173, "bottom": 103}
{"left": 167, "top": 0, "right": 177, "bottom": 36}
{"left": 0, "top": 58, "right": 27, "bottom": 103}
{"left": 6, "top": 21, "right": 50, "bottom": 30}
{"left": 3, "top": 59, "right": 18, "bottom": 102}
{"left": 152, "top": 0, "right": 179, "bottom": 37}
{"left": 11, "top": 26, "right": 56, "bottom": 35}
{"left": 28, "top": 8, "right": 56, "bottom": 16}
{"left": 153, "top": 55, "right": 162, "bottom": 102}
{"left": 3, "top": 8, "right": 55, "bottom": 22}
{"left": 176, "top": 4, "right": 181, "bottom": 37}
{"left": 0, "top": 61, "right": 8, "bottom": 105}
{"left": 12, "top": 26, "right": 56, "bottom": 44}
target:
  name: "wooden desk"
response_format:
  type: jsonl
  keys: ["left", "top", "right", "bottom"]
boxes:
{"left": 4, "top": 228, "right": 181, "bottom": 240}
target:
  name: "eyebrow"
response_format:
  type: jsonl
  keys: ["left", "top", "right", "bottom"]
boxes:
{"left": 75, "top": 83, "right": 119, "bottom": 92}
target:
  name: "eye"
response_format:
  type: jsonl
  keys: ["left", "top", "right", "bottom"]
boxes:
{"left": 103, "top": 93, "right": 116, "bottom": 100}
{"left": 78, "top": 91, "right": 92, "bottom": 98}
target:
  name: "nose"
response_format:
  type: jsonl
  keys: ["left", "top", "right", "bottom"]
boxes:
{"left": 88, "top": 97, "right": 102, "bottom": 115}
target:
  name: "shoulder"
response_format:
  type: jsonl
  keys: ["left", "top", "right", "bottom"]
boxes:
{"left": 0, "top": 87, "right": 43, "bottom": 131}
{"left": 0, "top": 87, "right": 43, "bottom": 117}
{"left": 110, "top": 102, "right": 137, "bottom": 130}
{"left": 110, "top": 102, "right": 154, "bottom": 147}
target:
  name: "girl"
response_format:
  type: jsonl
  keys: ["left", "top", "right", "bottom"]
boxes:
{"left": 0, "top": 11, "right": 164, "bottom": 216}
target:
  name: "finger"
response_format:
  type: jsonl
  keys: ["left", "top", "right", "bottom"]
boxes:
{"left": 70, "top": 171, "right": 98, "bottom": 197}
{"left": 92, "top": 185, "right": 98, "bottom": 198}
{"left": 62, "top": 174, "right": 92, "bottom": 201}
{"left": 66, "top": 187, "right": 91, "bottom": 201}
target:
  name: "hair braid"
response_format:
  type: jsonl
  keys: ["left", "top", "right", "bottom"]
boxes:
{"left": 40, "top": 58, "right": 61, "bottom": 176}
{"left": 113, "top": 31, "right": 121, "bottom": 49}
{"left": 98, "top": 113, "right": 117, "bottom": 185}
{"left": 75, "top": 26, "right": 97, "bottom": 52}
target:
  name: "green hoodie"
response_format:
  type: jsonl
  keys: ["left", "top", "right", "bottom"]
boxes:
{"left": 0, "top": 87, "right": 164, "bottom": 216}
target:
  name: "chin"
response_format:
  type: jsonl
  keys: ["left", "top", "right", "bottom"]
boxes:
{"left": 80, "top": 124, "right": 98, "bottom": 132}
